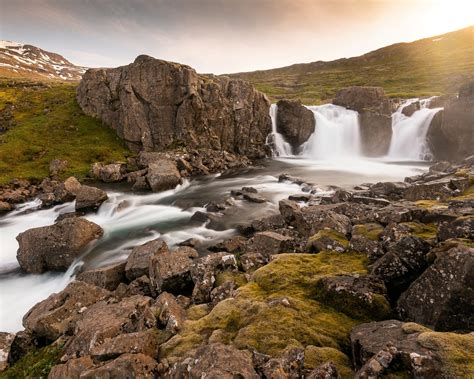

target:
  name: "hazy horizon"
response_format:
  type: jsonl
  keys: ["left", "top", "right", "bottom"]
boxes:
{"left": 1, "top": 0, "right": 473, "bottom": 74}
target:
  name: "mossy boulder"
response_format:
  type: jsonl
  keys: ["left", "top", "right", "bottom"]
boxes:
{"left": 352, "top": 223, "right": 384, "bottom": 241}
{"left": 307, "top": 229, "right": 349, "bottom": 253}
{"left": 161, "top": 252, "right": 368, "bottom": 365}
{"left": 304, "top": 345, "right": 353, "bottom": 378}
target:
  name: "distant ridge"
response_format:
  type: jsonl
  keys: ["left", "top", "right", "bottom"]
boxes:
{"left": 228, "top": 26, "right": 474, "bottom": 103}
{"left": 0, "top": 40, "right": 85, "bottom": 81}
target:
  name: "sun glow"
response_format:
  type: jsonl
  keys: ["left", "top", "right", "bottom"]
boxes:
{"left": 418, "top": 0, "right": 474, "bottom": 36}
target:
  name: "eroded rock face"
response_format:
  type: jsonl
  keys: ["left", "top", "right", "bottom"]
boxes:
{"left": 333, "top": 86, "right": 392, "bottom": 156}
{"left": 397, "top": 245, "right": 474, "bottom": 331}
{"left": 16, "top": 218, "right": 103, "bottom": 273}
{"left": 81, "top": 353, "right": 160, "bottom": 378}
{"left": 427, "top": 81, "right": 474, "bottom": 161}
{"left": 276, "top": 99, "right": 315, "bottom": 151}
{"left": 77, "top": 55, "right": 271, "bottom": 158}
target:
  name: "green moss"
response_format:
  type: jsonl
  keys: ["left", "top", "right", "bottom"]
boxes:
{"left": 417, "top": 331, "right": 474, "bottom": 378}
{"left": 352, "top": 223, "right": 384, "bottom": 241}
{"left": 400, "top": 222, "right": 438, "bottom": 240}
{"left": 215, "top": 271, "right": 248, "bottom": 288}
{"left": 452, "top": 184, "right": 474, "bottom": 200}
{"left": 307, "top": 229, "right": 349, "bottom": 250}
{"left": 1, "top": 344, "right": 62, "bottom": 379}
{"left": 304, "top": 346, "right": 353, "bottom": 379}
{"left": 414, "top": 199, "right": 446, "bottom": 209}
{"left": 161, "top": 252, "right": 368, "bottom": 362}
{"left": 0, "top": 81, "right": 131, "bottom": 184}
{"left": 401, "top": 322, "right": 431, "bottom": 334}
{"left": 186, "top": 304, "right": 211, "bottom": 320}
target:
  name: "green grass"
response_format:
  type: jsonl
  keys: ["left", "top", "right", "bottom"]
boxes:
{"left": 230, "top": 26, "right": 474, "bottom": 104}
{"left": 0, "top": 80, "right": 131, "bottom": 184}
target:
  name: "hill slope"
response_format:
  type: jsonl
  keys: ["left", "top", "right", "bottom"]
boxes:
{"left": 229, "top": 26, "right": 474, "bottom": 104}
{"left": 0, "top": 40, "right": 85, "bottom": 81}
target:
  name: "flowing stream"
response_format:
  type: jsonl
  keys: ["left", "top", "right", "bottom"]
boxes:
{"left": 266, "top": 104, "right": 293, "bottom": 157}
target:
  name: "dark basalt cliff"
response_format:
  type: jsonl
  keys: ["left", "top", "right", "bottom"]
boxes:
{"left": 77, "top": 55, "right": 272, "bottom": 159}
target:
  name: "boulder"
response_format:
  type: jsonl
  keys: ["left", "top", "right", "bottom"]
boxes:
{"left": 77, "top": 55, "right": 271, "bottom": 159}
{"left": 240, "top": 252, "right": 270, "bottom": 272}
{"left": 427, "top": 82, "right": 474, "bottom": 161}
{"left": 90, "top": 162, "right": 126, "bottom": 182}
{"left": 149, "top": 246, "right": 197, "bottom": 297}
{"left": 349, "top": 235, "right": 384, "bottom": 262}
{"left": 125, "top": 238, "right": 168, "bottom": 281}
{"left": 397, "top": 245, "right": 474, "bottom": 331}
{"left": 372, "top": 203, "right": 426, "bottom": 225}
{"left": 351, "top": 320, "right": 443, "bottom": 377}
{"left": 49, "top": 356, "right": 95, "bottom": 379}
{"left": 315, "top": 275, "right": 391, "bottom": 320}
{"left": 164, "top": 343, "right": 259, "bottom": 378}
{"left": 307, "top": 229, "right": 349, "bottom": 253}
{"left": 276, "top": 99, "right": 315, "bottom": 151}
{"left": 333, "top": 86, "right": 392, "bottom": 156}
{"left": 0, "top": 332, "right": 15, "bottom": 372}
{"left": 63, "top": 295, "right": 155, "bottom": 359}
{"left": 249, "top": 231, "right": 294, "bottom": 255}
{"left": 371, "top": 236, "right": 431, "bottom": 299}
{"left": 0, "top": 201, "right": 12, "bottom": 214}
{"left": 306, "top": 362, "right": 340, "bottom": 379}
{"left": 370, "top": 181, "right": 410, "bottom": 199}
{"left": 146, "top": 159, "right": 182, "bottom": 192}
{"left": 81, "top": 353, "right": 160, "bottom": 379}
{"left": 75, "top": 185, "right": 108, "bottom": 212}
{"left": 76, "top": 261, "right": 126, "bottom": 291}
{"left": 401, "top": 101, "right": 420, "bottom": 117}
{"left": 259, "top": 347, "right": 305, "bottom": 378}
{"left": 191, "top": 252, "right": 238, "bottom": 303}
{"left": 90, "top": 329, "right": 161, "bottom": 361}
{"left": 437, "top": 215, "right": 473, "bottom": 241}
{"left": 404, "top": 177, "right": 469, "bottom": 201}
{"left": 153, "top": 292, "right": 186, "bottom": 333}
{"left": 17, "top": 218, "right": 103, "bottom": 273}
{"left": 23, "top": 281, "right": 110, "bottom": 341}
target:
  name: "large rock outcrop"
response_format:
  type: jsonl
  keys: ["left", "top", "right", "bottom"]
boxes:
{"left": 275, "top": 99, "right": 315, "bottom": 151}
{"left": 427, "top": 81, "right": 474, "bottom": 161}
{"left": 77, "top": 55, "right": 272, "bottom": 158}
{"left": 333, "top": 86, "right": 392, "bottom": 156}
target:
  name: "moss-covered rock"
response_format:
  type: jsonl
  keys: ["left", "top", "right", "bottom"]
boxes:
{"left": 161, "top": 252, "right": 368, "bottom": 365}
{"left": 307, "top": 229, "right": 349, "bottom": 253}
{"left": 304, "top": 345, "right": 353, "bottom": 378}
{"left": 352, "top": 223, "right": 384, "bottom": 241}
{"left": 399, "top": 221, "right": 438, "bottom": 241}
{"left": 0, "top": 344, "right": 62, "bottom": 379}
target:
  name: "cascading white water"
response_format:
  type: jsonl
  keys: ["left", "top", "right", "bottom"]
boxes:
{"left": 267, "top": 104, "right": 293, "bottom": 157}
{"left": 388, "top": 98, "right": 443, "bottom": 160}
{"left": 300, "top": 104, "right": 362, "bottom": 159}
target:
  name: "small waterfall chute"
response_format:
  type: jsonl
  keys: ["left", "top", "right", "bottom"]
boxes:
{"left": 300, "top": 104, "right": 362, "bottom": 159}
{"left": 388, "top": 98, "right": 443, "bottom": 160}
{"left": 267, "top": 104, "right": 293, "bottom": 157}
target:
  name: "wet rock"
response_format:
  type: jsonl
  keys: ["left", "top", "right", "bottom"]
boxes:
{"left": 0, "top": 201, "right": 12, "bottom": 214}
{"left": 250, "top": 214, "right": 287, "bottom": 233}
{"left": 249, "top": 231, "right": 294, "bottom": 255}
{"left": 242, "top": 191, "right": 266, "bottom": 203}
{"left": 23, "top": 281, "right": 110, "bottom": 341}
{"left": 316, "top": 275, "right": 391, "bottom": 320}
{"left": 75, "top": 185, "right": 108, "bottom": 212}
{"left": 149, "top": 246, "right": 197, "bottom": 297}
{"left": 438, "top": 215, "right": 473, "bottom": 241}
{"left": 63, "top": 295, "right": 155, "bottom": 359}
{"left": 307, "top": 229, "right": 349, "bottom": 253}
{"left": 90, "top": 162, "right": 126, "bottom": 182}
{"left": 132, "top": 175, "right": 149, "bottom": 191}
{"left": 17, "top": 217, "right": 103, "bottom": 273}
{"left": 81, "top": 353, "right": 160, "bottom": 379}
{"left": 49, "top": 159, "right": 68, "bottom": 178}
{"left": 371, "top": 236, "right": 432, "bottom": 300}
{"left": 49, "top": 356, "right": 94, "bottom": 379}
{"left": 276, "top": 99, "right": 315, "bottom": 151}
{"left": 191, "top": 252, "right": 238, "bottom": 304}
{"left": 153, "top": 292, "right": 186, "bottom": 333}
{"left": 90, "top": 329, "right": 161, "bottom": 361}
{"left": 63, "top": 176, "right": 82, "bottom": 195}
{"left": 77, "top": 55, "right": 271, "bottom": 159}
{"left": 146, "top": 159, "right": 182, "bottom": 192}
{"left": 0, "top": 332, "right": 15, "bottom": 372}
{"left": 397, "top": 245, "right": 474, "bottom": 331}
{"left": 165, "top": 343, "right": 259, "bottom": 378}
{"left": 76, "top": 261, "right": 126, "bottom": 291}
{"left": 370, "top": 181, "right": 410, "bottom": 199}
{"left": 401, "top": 101, "right": 420, "bottom": 117}
{"left": 288, "top": 193, "right": 312, "bottom": 202}
{"left": 351, "top": 320, "right": 442, "bottom": 376}
{"left": 125, "top": 238, "right": 168, "bottom": 281}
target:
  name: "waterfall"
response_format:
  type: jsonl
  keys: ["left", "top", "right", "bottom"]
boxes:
{"left": 387, "top": 98, "right": 443, "bottom": 160}
{"left": 300, "top": 104, "right": 362, "bottom": 159}
{"left": 267, "top": 104, "right": 293, "bottom": 157}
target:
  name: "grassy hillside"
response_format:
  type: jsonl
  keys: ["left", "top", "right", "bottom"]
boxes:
{"left": 230, "top": 26, "right": 474, "bottom": 104}
{"left": 0, "top": 79, "right": 131, "bottom": 184}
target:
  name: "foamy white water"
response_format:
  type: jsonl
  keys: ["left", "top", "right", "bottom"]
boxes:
{"left": 301, "top": 104, "right": 361, "bottom": 159}
{"left": 267, "top": 104, "right": 293, "bottom": 157}
{"left": 388, "top": 98, "right": 443, "bottom": 160}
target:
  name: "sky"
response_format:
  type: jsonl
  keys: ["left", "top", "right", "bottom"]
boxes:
{"left": 1, "top": 0, "right": 473, "bottom": 74}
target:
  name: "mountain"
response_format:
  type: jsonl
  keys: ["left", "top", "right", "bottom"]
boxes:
{"left": 0, "top": 40, "right": 86, "bottom": 81}
{"left": 229, "top": 26, "right": 474, "bottom": 104}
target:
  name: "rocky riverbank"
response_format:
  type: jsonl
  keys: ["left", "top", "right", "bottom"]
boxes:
{"left": 1, "top": 156, "right": 472, "bottom": 378}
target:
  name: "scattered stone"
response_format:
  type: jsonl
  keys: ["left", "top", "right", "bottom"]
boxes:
{"left": 153, "top": 292, "right": 186, "bottom": 333}
{"left": 90, "top": 162, "right": 126, "bottom": 182}
{"left": 240, "top": 252, "right": 270, "bottom": 272}
{"left": 249, "top": 231, "right": 294, "bottom": 255}
{"left": 307, "top": 229, "right": 349, "bottom": 253}
{"left": 146, "top": 159, "right": 182, "bottom": 192}
{"left": 306, "top": 362, "right": 340, "bottom": 379}
{"left": 75, "top": 185, "right": 108, "bottom": 212}
{"left": 81, "top": 353, "right": 160, "bottom": 378}
{"left": 76, "top": 261, "right": 126, "bottom": 291}
{"left": 242, "top": 192, "right": 266, "bottom": 203}
{"left": 49, "top": 356, "right": 95, "bottom": 379}
{"left": 17, "top": 218, "right": 103, "bottom": 273}
{"left": 0, "top": 201, "right": 12, "bottom": 214}
{"left": 438, "top": 215, "right": 473, "bottom": 241}
{"left": 401, "top": 101, "right": 420, "bottom": 117}
{"left": 125, "top": 238, "right": 168, "bottom": 281}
